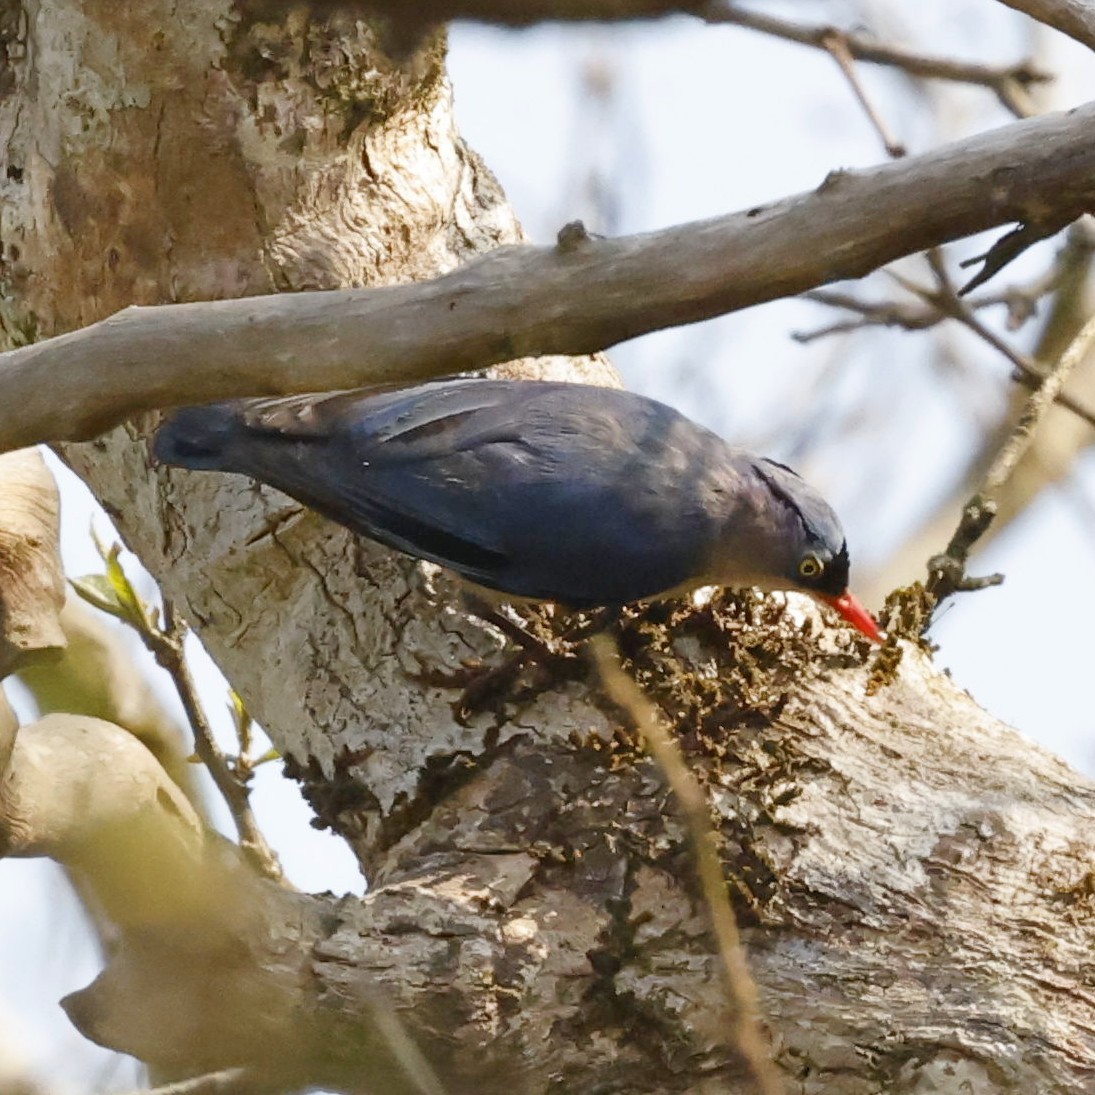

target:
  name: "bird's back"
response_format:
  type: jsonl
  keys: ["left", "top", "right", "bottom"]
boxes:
{"left": 155, "top": 378, "right": 749, "bottom": 606}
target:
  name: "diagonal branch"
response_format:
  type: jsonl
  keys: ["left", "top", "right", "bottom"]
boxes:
{"left": 0, "top": 101, "right": 1094, "bottom": 454}
{"left": 818, "top": 27, "right": 907, "bottom": 157}
{"left": 992, "top": 0, "right": 1095, "bottom": 54}
{"left": 799, "top": 281, "right": 1095, "bottom": 429}
{"left": 927, "top": 309, "right": 1095, "bottom": 602}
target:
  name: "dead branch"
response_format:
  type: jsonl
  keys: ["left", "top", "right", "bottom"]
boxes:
{"left": 927, "top": 310, "right": 1095, "bottom": 601}
{"left": 800, "top": 268, "right": 1095, "bottom": 429}
{"left": 0, "top": 103, "right": 1093, "bottom": 453}
{"left": 819, "top": 28, "right": 906, "bottom": 157}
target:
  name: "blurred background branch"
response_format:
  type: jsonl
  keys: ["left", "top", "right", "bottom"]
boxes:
{"left": 16, "top": 595, "right": 199, "bottom": 804}
{"left": 704, "top": 3, "right": 1048, "bottom": 114}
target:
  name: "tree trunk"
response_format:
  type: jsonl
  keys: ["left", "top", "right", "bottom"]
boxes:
{"left": 2, "top": 3, "right": 1094, "bottom": 1092}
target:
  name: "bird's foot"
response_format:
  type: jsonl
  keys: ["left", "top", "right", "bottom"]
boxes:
{"left": 451, "top": 603, "right": 621, "bottom": 722}
{"left": 405, "top": 630, "right": 577, "bottom": 725}
{"left": 409, "top": 602, "right": 620, "bottom": 724}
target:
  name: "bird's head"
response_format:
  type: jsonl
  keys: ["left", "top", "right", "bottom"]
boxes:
{"left": 716, "top": 458, "right": 883, "bottom": 643}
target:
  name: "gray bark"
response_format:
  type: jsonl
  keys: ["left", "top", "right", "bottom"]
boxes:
{"left": 0, "top": 3, "right": 1093, "bottom": 1093}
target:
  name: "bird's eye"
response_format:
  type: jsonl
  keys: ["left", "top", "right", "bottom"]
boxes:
{"left": 798, "top": 554, "right": 823, "bottom": 580}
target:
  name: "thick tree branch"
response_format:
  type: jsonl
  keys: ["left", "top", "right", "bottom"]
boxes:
{"left": 993, "top": 0, "right": 1095, "bottom": 53}
{"left": 0, "top": 712, "right": 364, "bottom": 1089}
{"left": 0, "top": 101, "right": 1094, "bottom": 453}
{"left": 0, "top": 713, "right": 202, "bottom": 871}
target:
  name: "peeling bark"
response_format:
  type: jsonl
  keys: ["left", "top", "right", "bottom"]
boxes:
{"left": 1, "top": 2, "right": 1094, "bottom": 1093}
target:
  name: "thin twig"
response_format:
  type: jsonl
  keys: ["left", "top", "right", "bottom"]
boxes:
{"left": 820, "top": 29, "right": 906, "bottom": 157}
{"left": 367, "top": 1001, "right": 450, "bottom": 1095}
{"left": 146, "top": 601, "right": 285, "bottom": 882}
{"left": 896, "top": 263, "right": 1095, "bottom": 431}
{"left": 801, "top": 257, "right": 1064, "bottom": 336}
{"left": 800, "top": 273, "right": 1095, "bottom": 429}
{"left": 704, "top": 3, "right": 1048, "bottom": 116}
{"left": 590, "top": 635, "right": 784, "bottom": 1095}
{"left": 121, "top": 1069, "right": 252, "bottom": 1095}
{"left": 927, "top": 309, "right": 1095, "bottom": 602}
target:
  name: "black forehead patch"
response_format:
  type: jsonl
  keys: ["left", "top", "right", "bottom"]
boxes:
{"left": 825, "top": 538, "right": 851, "bottom": 594}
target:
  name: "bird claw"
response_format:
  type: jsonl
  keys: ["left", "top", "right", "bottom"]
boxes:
{"left": 455, "top": 642, "right": 585, "bottom": 724}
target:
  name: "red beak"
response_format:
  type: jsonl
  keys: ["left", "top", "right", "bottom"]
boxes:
{"left": 822, "top": 590, "right": 884, "bottom": 643}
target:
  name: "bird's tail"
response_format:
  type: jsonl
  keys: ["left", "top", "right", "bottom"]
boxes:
{"left": 153, "top": 404, "right": 242, "bottom": 471}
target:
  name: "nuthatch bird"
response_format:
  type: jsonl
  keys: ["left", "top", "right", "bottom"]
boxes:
{"left": 153, "top": 378, "right": 882, "bottom": 642}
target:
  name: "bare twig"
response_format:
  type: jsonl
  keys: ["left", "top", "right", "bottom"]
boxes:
{"left": 591, "top": 635, "right": 784, "bottom": 1095}
{"left": 951, "top": 306, "right": 1095, "bottom": 423}
{"left": 121, "top": 1070, "right": 253, "bottom": 1095}
{"left": 801, "top": 247, "right": 1069, "bottom": 338}
{"left": 820, "top": 29, "right": 906, "bottom": 157}
{"left": 927, "top": 309, "right": 1095, "bottom": 602}
{"left": 795, "top": 288, "right": 953, "bottom": 341}
{"left": 992, "top": 0, "right": 1095, "bottom": 55}
{"left": 70, "top": 541, "right": 283, "bottom": 879}
{"left": 958, "top": 216, "right": 1075, "bottom": 295}
{"left": 146, "top": 601, "right": 284, "bottom": 882}
{"left": 800, "top": 269, "right": 1095, "bottom": 429}
{"left": 900, "top": 262, "right": 1095, "bottom": 431}
{"left": 0, "top": 102, "right": 1094, "bottom": 453}
{"left": 705, "top": 3, "right": 1048, "bottom": 115}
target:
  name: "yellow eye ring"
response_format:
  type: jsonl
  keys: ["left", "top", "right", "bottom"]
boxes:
{"left": 798, "top": 554, "right": 823, "bottom": 580}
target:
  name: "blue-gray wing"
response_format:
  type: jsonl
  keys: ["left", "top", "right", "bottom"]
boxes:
{"left": 162, "top": 379, "right": 725, "bottom": 605}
